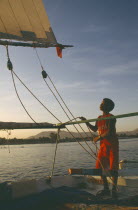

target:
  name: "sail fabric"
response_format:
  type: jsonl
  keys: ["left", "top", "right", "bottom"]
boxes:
{"left": 0, "top": 0, "right": 57, "bottom": 44}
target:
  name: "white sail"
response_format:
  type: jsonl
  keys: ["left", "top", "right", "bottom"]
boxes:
{"left": 0, "top": 0, "right": 57, "bottom": 44}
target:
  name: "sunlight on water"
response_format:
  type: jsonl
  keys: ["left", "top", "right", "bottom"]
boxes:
{"left": 0, "top": 138, "right": 137, "bottom": 182}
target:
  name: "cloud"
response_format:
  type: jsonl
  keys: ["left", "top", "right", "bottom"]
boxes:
{"left": 64, "top": 45, "right": 110, "bottom": 59}
{"left": 100, "top": 60, "right": 138, "bottom": 76}
{"left": 56, "top": 81, "right": 83, "bottom": 89}
{"left": 56, "top": 79, "right": 113, "bottom": 94}
{"left": 0, "top": 95, "right": 16, "bottom": 102}
{"left": 81, "top": 80, "right": 116, "bottom": 93}
{"left": 83, "top": 24, "right": 106, "bottom": 33}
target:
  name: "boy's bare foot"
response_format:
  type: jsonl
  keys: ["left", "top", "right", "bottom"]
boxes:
{"left": 96, "top": 189, "right": 110, "bottom": 198}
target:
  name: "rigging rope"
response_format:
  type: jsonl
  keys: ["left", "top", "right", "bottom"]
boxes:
{"left": 5, "top": 45, "right": 123, "bottom": 187}
{"left": 44, "top": 78, "right": 96, "bottom": 154}
{"left": 47, "top": 74, "right": 97, "bottom": 148}
{"left": 62, "top": 112, "right": 138, "bottom": 126}
{"left": 2, "top": 2, "right": 121, "bottom": 187}
{"left": 6, "top": 46, "right": 38, "bottom": 124}
{"left": 33, "top": 48, "right": 117, "bottom": 182}
{"left": 5, "top": 50, "right": 117, "bottom": 187}
{"left": 12, "top": 70, "right": 61, "bottom": 123}
{"left": 86, "top": 124, "right": 99, "bottom": 156}
{"left": 2, "top": 6, "right": 127, "bottom": 186}
{"left": 6, "top": 46, "right": 97, "bottom": 160}
{"left": 51, "top": 128, "right": 60, "bottom": 177}
{"left": 34, "top": 48, "right": 97, "bottom": 156}
{"left": 7, "top": 0, "right": 98, "bottom": 161}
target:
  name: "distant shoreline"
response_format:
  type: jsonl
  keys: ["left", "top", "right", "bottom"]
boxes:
{"left": 0, "top": 136, "right": 137, "bottom": 145}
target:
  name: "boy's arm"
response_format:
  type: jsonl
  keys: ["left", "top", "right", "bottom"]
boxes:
{"left": 79, "top": 117, "right": 98, "bottom": 132}
{"left": 86, "top": 121, "right": 98, "bottom": 132}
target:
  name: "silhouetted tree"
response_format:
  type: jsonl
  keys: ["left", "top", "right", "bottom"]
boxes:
{"left": 50, "top": 132, "right": 57, "bottom": 142}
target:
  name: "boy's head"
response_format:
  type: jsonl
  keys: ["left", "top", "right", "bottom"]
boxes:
{"left": 100, "top": 98, "right": 115, "bottom": 113}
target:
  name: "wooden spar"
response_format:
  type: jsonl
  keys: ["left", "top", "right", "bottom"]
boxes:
{"left": 68, "top": 168, "right": 118, "bottom": 176}
{"left": 1, "top": 113, "right": 137, "bottom": 130}
{"left": 68, "top": 168, "right": 102, "bottom": 176}
{"left": 0, "top": 40, "right": 73, "bottom": 49}
{"left": 57, "top": 112, "right": 138, "bottom": 127}
{"left": 0, "top": 122, "right": 65, "bottom": 130}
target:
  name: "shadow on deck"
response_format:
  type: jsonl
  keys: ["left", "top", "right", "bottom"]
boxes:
{"left": 0, "top": 186, "right": 138, "bottom": 210}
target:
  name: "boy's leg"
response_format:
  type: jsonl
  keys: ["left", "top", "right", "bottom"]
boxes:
{"left": 96, "top": 175, "right": 110, "bottom": 197}
{"left": 112, "top": 171, "right": 118, "bottom": 191}
{"left": 111, "top": 170, "right": 118, "bottom": 199}
{"left": 96, "top": 145, "right": 110, "bottom": 196}
{"left": 109, "top": 144, "right": 119, "bottom": 198}
{"left": 101, "top": 175, "right": 109, "bottom": 190}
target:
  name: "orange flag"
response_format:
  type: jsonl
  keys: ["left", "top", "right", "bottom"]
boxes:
{"left": 56, "top": 47, "right": 62, "bottom": 58}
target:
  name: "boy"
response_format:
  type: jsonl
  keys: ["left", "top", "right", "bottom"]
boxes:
{"left": 80, "top": 98, "right": 119, "bottom": 199}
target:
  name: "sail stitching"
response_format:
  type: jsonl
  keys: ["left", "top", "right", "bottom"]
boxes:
{"left": 8, "top": 0, "right": 22, "bottom": 36}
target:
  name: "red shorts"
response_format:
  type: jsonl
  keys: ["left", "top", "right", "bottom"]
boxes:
{"left": 95, "top": 141, "right": 119, "bottom": 171}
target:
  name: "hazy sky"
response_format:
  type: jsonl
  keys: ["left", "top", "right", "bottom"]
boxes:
{"left": 0, "top": 0, "right": 138, "bottom": 138}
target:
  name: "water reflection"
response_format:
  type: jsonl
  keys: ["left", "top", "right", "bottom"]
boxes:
{"left": 0, "top": 139, "right": 137, "bottom": 182}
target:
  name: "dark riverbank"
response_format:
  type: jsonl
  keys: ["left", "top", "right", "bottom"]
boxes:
{"left": 0, "top": 136, "right": 138, "bottom": 145}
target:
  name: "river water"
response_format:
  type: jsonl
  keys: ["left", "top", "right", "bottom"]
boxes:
{"left": 0, "top": 138, "right": 137, "bottom": 182}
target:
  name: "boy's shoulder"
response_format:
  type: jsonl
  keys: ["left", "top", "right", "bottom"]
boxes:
{"left": 98, "top": 113, "right": 116, "bottom": 122}
{"left": 98, "top": 113, "right": 114, "bottom": 118}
